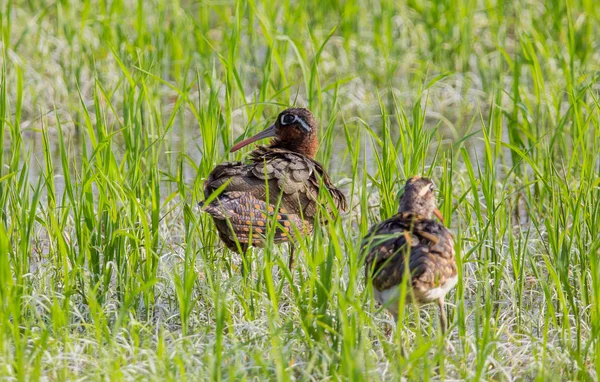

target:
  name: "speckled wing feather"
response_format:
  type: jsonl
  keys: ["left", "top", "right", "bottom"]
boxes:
{"left": 202, "top": 191, "right": 311, "bottom": 250}
{"left": 249, "top": 147, "right": 348, "bottom": 216}
{"left": 204, "top": 146, "right": 347, "bottom": 219}
{"left": 203, "top": 147, "right": 347, "bottom": 252}
{"left": 361, "top": 213, "right": 456, "bottom": 298}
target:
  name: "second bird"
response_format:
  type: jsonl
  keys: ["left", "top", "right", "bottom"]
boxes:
{"left": 202, "top": 108, "right": 348, "bottom": 270}
{"left": 361, "top": 176, "right": 457, "bottom": 335}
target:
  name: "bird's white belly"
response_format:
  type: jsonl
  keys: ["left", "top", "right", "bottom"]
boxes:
{"left": 374, "top": 275, "right": 458, "bottom": 311}
{"left": 420, "top": 275, "right": 458, "bottom": 301}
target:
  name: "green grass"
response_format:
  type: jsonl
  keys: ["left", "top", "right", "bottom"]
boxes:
{"left": 1, "top": 0, "right": 599, "bottom": 380}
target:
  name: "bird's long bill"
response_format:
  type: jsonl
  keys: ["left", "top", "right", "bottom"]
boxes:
{"left": 434, "top": 208, "right": 444, "bottom": 223}
{"left": 230, "top": 124, "right": 277, "bottom": 152}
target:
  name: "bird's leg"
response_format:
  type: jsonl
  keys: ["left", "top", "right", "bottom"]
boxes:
{"left": 436, "top": 297, "right": 448, "bottom": 375}
{"left": 437, "top": 297, "right": 447, "bottom": 335}
{"left": 392, "top": 313, "right": 408, "bottom": 359}
{"left": 288, "top": 244, "right": 295, "bottom": 271}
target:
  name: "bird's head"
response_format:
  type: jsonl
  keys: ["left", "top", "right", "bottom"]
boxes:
{"left": 398, "top": 176, "right": 444, "bottom": 222}
{"left": 230, "top": 108, "right": 318, "bottom": 158}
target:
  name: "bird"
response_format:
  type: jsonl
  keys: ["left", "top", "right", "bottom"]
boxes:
{"left": 361, "top": 176, "right": 457, "bottom": 335}
{"left": 201, "top": 107, "right": 348, "bottom": 271}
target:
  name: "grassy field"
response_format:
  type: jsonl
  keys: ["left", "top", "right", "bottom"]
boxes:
{"left": 1, "top": 0, "right": 599, "bottom": 380}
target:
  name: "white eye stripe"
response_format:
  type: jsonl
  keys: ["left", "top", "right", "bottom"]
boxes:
{"left": 296, "top": 118, "right": 312, "bottom": 132}
{"left": 417, "top": 183, "right": 434, "bottom": 196}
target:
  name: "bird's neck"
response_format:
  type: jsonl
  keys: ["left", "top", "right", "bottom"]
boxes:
{"left": 269, "top": 137, "right": 318, "bottom": 158}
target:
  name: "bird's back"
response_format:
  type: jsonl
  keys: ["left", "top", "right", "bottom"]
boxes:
{"left": 362, "top": 212, "right": 456, "bottom": 304}
{"left": 204, "top": 147, "right": 346, "bottom": 217}
{"left": 202, "top": 147, "right": 347, "bottom": 251}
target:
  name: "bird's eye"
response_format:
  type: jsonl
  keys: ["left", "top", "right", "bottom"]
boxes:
{"left": 281, "top": 114, "right": 296, "bottom": 125}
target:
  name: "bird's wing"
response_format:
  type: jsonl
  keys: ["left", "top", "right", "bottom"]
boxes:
{"left": 361, "top": 213, "right": 455, "bottom": 291}
{"left": 250, "top": 147, "right": 348, "bottom": 216}
{"left": 201, "top": 191, "right": 310, "bottom": 244}
{"left": 203, "top": 147, "right": 347, "bottom": 220}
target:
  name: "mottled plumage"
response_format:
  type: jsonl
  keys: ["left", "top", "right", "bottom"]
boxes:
{"left": 362, "top": 176, "right": 457, "bottom": 334}
{"left": 202, "top": 190, "right": 311, "bottom": 250}
{"left": 201, "top": 108, "right": 347, "bottom": 268}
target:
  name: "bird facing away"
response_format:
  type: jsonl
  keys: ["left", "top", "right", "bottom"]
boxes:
{"left": 201, "top": 108, "right": 348, "bottom": 270}
{"left": 361, "top": 176, "right": 457, "bottom": 334}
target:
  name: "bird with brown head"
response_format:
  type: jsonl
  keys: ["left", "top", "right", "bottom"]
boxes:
{"left": 201, "top": 108, "right": 347, "bottom": 272}
{"left": 361, "top": 176, "right": 457, "bottom": 338}
{"left": 231, "top": 108, "right": 319, "bottom": 158}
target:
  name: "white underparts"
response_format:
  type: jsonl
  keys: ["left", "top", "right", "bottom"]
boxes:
{"left": 374, "top": 275, "right": 458, "bottom": 317}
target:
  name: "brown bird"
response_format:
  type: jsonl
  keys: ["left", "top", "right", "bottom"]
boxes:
{"left": 361, "top": 176, "right": 457, "bottom": 335}
{"left": 202, "top": 108, "right": 348, "bottom": 270}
